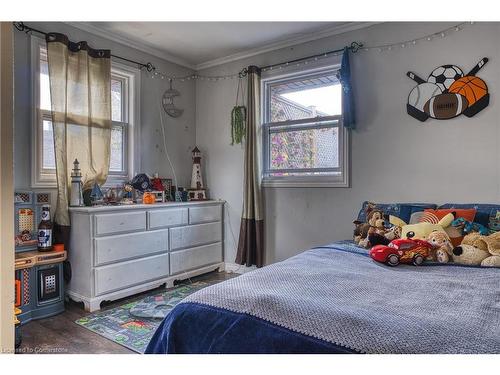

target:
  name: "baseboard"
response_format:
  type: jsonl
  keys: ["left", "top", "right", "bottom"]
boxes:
{"left": 224, "top": 262, "right": 257, "bottom": 274}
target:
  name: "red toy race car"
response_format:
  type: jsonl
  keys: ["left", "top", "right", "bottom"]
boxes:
{"left": 370, "top": 238, "right": 433, "bottom": 266}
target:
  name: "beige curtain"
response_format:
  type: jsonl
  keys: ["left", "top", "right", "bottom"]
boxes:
{"left": 235, "top": 66, "right": 264, "bottom": 267}
{"left": 46, "top": 32, "right": 111, "bottom": 245}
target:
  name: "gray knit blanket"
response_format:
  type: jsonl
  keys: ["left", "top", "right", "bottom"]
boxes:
{"left": 183, "top": 241, "right": 500, "bottom": 354}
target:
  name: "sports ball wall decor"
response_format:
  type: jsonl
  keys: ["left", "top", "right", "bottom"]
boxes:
{"left": 406, "top": 57, "right": 489, "bottom": 122}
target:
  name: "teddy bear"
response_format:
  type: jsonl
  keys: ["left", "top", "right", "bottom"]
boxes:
{"left": 353, "top": 203, "right": 385, "bottom": 246}
{"left": 426, "top": 230, "right": 453, "bottom": 262}
{"left": 365, "top": 218, "right": 392, "bottom": 247}
{"left": 452, "top": 232, "right": 500, "bottom": 267}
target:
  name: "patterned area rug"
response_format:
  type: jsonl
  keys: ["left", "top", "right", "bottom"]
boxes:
{"left": 75, "top": 280, "right": 220, "bottom": 353}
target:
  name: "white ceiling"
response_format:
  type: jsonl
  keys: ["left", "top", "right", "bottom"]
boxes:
{"left": 68, "top": 22, "right": 376, "bottom": 70}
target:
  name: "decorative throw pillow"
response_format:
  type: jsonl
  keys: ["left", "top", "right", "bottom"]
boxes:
{"left": 420, "top": 208, "right": 477, "bottom": 247}
{"left": 489, "top": 209, "right": 500, "bottom": 232}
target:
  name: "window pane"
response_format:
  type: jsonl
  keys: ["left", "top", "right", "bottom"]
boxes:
{"left": 270, "top": 127, "right": 339, "bottom": 171}
{"left": 111, "top": 79, "right": 123, "bottom": 122}
{"left": 42, "top": 120, "right": 55, "bottom": 169}
{"left": 40, "top": 51, "right": 52, "bottom": 111}
{"left": 110, "top": 125, "right": 124, "bottom": 172}
{"left": 270, "top": 74, "right": 341, "bottom": 122}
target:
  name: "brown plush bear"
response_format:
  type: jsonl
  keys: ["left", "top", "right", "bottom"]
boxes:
{"left": 353, "top": 203, "right": 384, "bottom": 245}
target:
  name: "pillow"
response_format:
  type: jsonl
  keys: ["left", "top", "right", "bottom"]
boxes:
{"left": 356, "top": 201, "right": 436, "bottom": 224}
{"left": 489, "top": 209, "right": 500, "bottom": 232}
{"left": 421, "top": 208, "right": 477, "bottom": 247}
{"left": 438, "top": 203, "right": 500, "bottom": 227}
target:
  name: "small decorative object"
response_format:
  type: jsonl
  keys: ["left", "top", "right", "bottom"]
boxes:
{"left": 37, "top": 204, "right": 53, "bottom": 252}
{"left": 161, "top": 178, "right": 172, "bottom": 201}
{"left": 69, "top": 159, "right": 84, "bottom": 207}
{"left": 406, "top": 58, "right": 489, "bottom": 122}
{"left": 14, "top": 191, "right": 50, "bottom": 250}
{"left": 162, "top": 79, "right": 184, "bottom": 118}
{"left": 231, "top": 75, "right": 246, "bottom": 145}
{"left": 121, "top": 183, "right": 134, "bottom": 205}
{"left": 150, "top": 191, "right": 165, "bottom": 203}
{"left": 143, "top": 192, "right": 156, "bottom": 204}
{"left": 370, "top": 239, "right": 433, "bottom": 267}
{"left": 151, "top": 173, "right": 165, "bottom": 192}
{"left": 187, "top": 146, "right": 208, "bottom": 201}
{"left": 90, "top": 182, "right": 104, "bottom": 206}
{"left": 131, "top": 173, "right": 152, "bottom": 192}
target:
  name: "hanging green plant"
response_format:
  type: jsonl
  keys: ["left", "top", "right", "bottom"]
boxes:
{"left": 231, "top": 106, "right": 246, "bottom": 145}
{"left": 231, "top": 76, "right": 246, "bottom": 145}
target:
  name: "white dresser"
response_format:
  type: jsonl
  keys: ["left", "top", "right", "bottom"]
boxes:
{"left": 67, "top": 200, "right": 224, "bottom": 311}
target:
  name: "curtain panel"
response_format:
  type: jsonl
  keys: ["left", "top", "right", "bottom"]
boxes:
{"left": 46, "top": 32, "right": 112, "bottom": 249}
{"left": 235, "top": 66, "right": 264, "bottom": 267}
{"left": 338, "top": 46, "right": 356, "bottom": 129}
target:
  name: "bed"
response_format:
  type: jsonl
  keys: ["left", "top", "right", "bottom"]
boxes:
{"left": 145, "top": 240, "right": 500, "bottom": 354}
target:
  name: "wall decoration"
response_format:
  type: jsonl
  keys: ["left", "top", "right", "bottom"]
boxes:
{"left": 406, "top": 57, "right": 489, "bottom": 122}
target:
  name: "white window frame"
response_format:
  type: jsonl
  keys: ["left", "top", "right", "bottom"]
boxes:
{"left": 30, "top": 36, "right": 141, "bottom": 188}
{"left": 261, "top": 64, "right": 350, "bottom": 188}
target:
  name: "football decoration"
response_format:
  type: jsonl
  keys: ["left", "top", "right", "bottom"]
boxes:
{"left": 423, "top": 93, "right": 468, "bottom": 119}
{"left": 406, "top": 58, "right": 489, "bottom": 122}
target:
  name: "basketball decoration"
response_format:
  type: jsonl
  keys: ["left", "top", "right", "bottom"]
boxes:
{"left": 407, "top": 57, "right": 489, "bottom": 122}
{"left": 449, "top": 76, "right": 489, "bottom": 117}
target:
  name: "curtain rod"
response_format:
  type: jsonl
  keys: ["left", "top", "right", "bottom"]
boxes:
{"left": 13, "top": 22, "right": 156, "bottom": 72}
{"left": 258, "top": 41, "right": 363, "bottom": 72}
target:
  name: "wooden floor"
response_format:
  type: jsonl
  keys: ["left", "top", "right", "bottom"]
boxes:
{"left": 16, "top": 271, "right": 234, "bottom": 354}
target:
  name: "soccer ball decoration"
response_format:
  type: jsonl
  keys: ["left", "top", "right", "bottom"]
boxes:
{"left": 427, "top": 65, "right": 463, "bottom": 91}
{"left": 406, "top": 58, "right": 489, "bottom": 122}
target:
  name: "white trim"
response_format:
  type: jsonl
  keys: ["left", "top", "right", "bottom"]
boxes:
{"left": 65, "top": 22, "right": 378, "bottom": 71}
{"left": 31, "top": 36, "right": 56, "bottom": 188}
{"left": 196, "top": 22, "right": 378, "bottom": 70}
{"left": 260, "top": 62, "right": 351, "bottom": 188}
{"left": 64, "top": 22, "right": 196, "bottom": 70}
{"left": 106, "top": 61, "right": 142, "bottom": 187}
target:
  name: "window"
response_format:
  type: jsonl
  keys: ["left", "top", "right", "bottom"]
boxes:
{"left": 31, "top": 37, "right": 140, "bottom": 187}
{"left": 262, "top": 65, "right": 349, "bottom": 187}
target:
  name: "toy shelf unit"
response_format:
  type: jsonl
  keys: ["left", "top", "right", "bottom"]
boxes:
{"left": 14, "top": 191, "right": 66, "bottom": 324}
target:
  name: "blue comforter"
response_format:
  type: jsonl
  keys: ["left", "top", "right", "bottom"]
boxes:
{"left": 146, "top": 241, "right": 500, "bottom": 354}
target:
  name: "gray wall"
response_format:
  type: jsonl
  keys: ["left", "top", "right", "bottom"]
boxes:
{"left": 196, "top": 22, "right": 500, "bottom": 264}
{"left": 14, "top": 22, "right": 197, "bottom": 192}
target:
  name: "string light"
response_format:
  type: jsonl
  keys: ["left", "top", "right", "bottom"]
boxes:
{"left": 148, "top": 22, "right": 473, "bottom": 81}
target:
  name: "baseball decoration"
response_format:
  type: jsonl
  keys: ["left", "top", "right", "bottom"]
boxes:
{"left": 406, "top": 58, "right": 489, "bottom": 122}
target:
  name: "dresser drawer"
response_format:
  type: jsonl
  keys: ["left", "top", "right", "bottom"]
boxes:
{"left": 189, "top": 205, "right": 222, "bottom": 224}
{"left": 94, "top": 253, "right": 169, "bottom": 296}
{"left": 94, "top": 230, "right": 169, "bottom": 266}
{"left": 148, "top": 208, "right": 188, "bottom": 229}
{"left": 94, "top": 211, "right": 146, "bottom": 236}
{"left": 170, "top": 222, "right": 222, "bottom": 250}
{"left": 170, "top": 243, "right": 222, "bottom": 275}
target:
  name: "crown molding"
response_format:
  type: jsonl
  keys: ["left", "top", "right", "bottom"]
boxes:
{"left": 64, "top": 22, "right": 196, "bottom": 70}
{"left": 195, "top": 22, "right": 380, "bottom": 70}
{"left": 65, "top": 22, "right": 379, "bottom": 72}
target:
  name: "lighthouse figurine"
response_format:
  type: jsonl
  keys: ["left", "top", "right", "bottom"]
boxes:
{"left": 187, "top": 146, "right": 208, "bottom": 201}
{"left": 69, "top": 159, "right": 84, "bottom": 207}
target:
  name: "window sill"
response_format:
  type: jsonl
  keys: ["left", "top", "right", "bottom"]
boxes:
{"left": 261, "top": 177, "right": 350, "bottom": 188}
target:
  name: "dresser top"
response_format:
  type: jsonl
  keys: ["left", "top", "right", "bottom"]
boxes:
{"left": 69, "top": 199, "right": 224, "bottom": 213}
